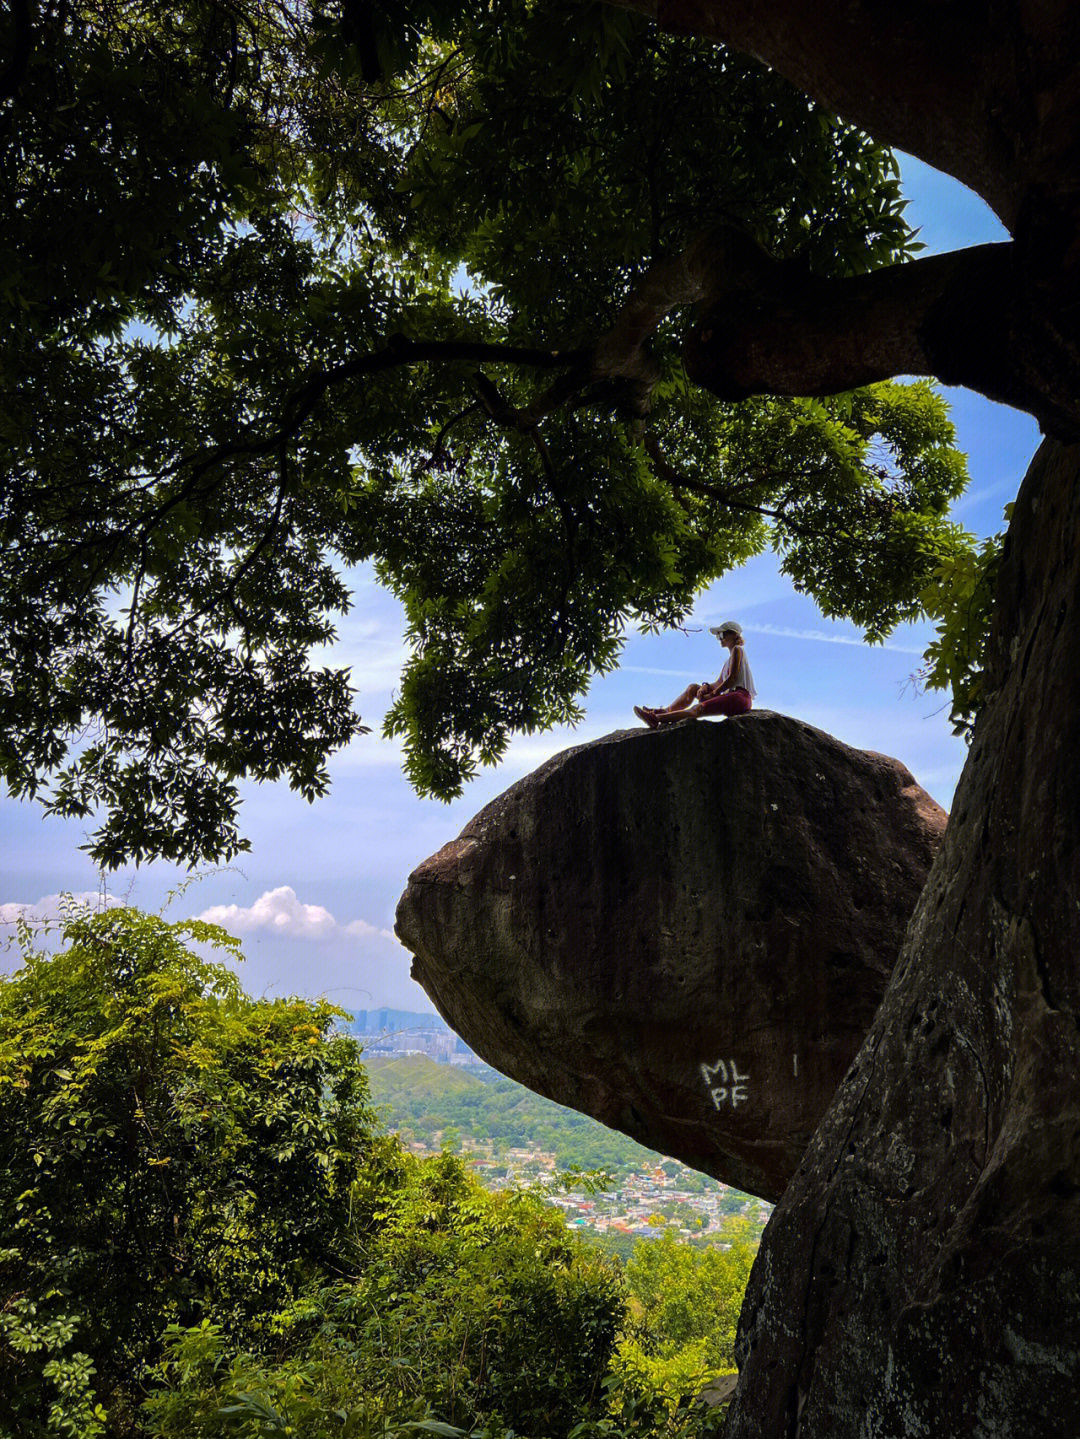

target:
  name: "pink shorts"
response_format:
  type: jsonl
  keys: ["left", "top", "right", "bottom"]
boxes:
{"left": 697, "top": 688, "right": 752, "bottom": 717}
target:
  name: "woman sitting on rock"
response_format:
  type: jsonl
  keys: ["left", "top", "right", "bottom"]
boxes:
{"left": 634, "top": 621, "right": 756, "bottom": 727}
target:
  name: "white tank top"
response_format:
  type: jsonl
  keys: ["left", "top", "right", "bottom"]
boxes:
{"left": 720, "top": 649, "right": 757, "bottom": 697}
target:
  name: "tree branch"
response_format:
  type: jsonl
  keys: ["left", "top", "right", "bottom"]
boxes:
{"left": 564, "top": 221, "right": 1080, "bottom": 438}
{"left": 521, "top": 228, "right": 766, "bottom": 423}
{"left": 644, "top": 437, "right": 923, "bottom": 561}
{"left": 680, "top": 235, "right": 1080, "bottom": 440}
{"left": 48, "top": 335, "right": 583, "bottom": 595}
{"left": 122, "top": 536, "right": 149, "bottom": 674}
{"left": 282, "top": 333, "right": 584, "bottom": 442}
{"left": 644, "top": 434, "right": 814, "bottom": 533}
{"left": 422, "top": 402, "right": 481, "bottom": 472}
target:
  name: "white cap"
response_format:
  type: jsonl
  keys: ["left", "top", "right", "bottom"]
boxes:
{"left": 709, "top": 621, "right": 743, "bottom": 638}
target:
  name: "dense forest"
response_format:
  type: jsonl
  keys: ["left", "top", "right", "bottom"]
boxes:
{"left": 0, "top": 908, "right": 754, "bottom": 1436}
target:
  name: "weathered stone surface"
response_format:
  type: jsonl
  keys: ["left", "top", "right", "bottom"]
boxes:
{"left": 395, "top": 711, "right": 945, "bottom": 1203}
{"left": 725, "top": 441, "right": 1080, "bottom": 1437}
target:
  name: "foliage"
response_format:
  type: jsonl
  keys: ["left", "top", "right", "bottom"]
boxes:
{"left": 145, "top": 1317, "right": 469, "bottom": 1439}
{"left": 919, "top": 513, "right": 1009, "bottom": 735}
{"left": 3, "top": 909, "right": 748, "bottom": 1439}
{"left": 147, "top": 1152, "right": 625, "bottom": 1438}
{"left": 0, "top": 905, "right": 377, "bottom": 1435}
{"left": 1, "top": 0, "right": 970, "bottom": 866}
{"left": 568, "top": 1377, "right": 730, "bottom": 1439}
{"left": 0, "top": 1286, "right": 109, "bottom": 1439}
{"left": 618, "top": 1230, "right": 755, "bottom": 1383}
{"left": 339, "top": 1150, "right": 625, "bottom": 1436}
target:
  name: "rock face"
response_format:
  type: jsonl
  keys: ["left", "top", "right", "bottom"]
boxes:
{"left": 724, "top": 442, "right": 1080, "bottom": 1437}
{"left": 396, "top": 712, "right": 945, "bottom": 1203}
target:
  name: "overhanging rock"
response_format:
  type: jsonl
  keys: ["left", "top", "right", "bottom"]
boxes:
{"left": 395, "top": 712, "right": 946, "bottom": 1202}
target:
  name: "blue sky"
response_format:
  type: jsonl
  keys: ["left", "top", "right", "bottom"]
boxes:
{"left": 1, "top": 156, "right": 1041, "bottom": 1008}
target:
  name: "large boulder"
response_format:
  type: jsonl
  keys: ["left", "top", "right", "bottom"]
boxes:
{"left": 395, "top": 711, "right": 945, "bottom": 1202}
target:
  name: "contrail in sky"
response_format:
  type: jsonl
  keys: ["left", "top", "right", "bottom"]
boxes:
{"left": 746, "top": 623, "right": 925, "bottom": 655}
{"left": 627, "top": 624, "right": 925, "bottom": 659}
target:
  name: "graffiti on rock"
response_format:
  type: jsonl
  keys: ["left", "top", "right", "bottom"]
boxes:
{"left": 701, "top": 1057, "right": 750, "bottom": 1110}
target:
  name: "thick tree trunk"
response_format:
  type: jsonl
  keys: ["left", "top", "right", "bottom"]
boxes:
{"left": 577, "top": 228, "right": 1080, "bottom": 437}
{"left": 680, "top": 238, "right": 1080, "bottom": 440}
{"left": 726, "top": 437, "right": 1080, "bottom": 1436}
{"left": 604, "top": 0, "right": 1080, "bottom": 437}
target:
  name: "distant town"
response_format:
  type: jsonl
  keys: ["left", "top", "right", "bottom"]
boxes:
{"left": 424, "top": 1136, "right": 771, "bottom": 1248}
{"left": 350, "top": 1013, "right": 772, "bottom": 1252}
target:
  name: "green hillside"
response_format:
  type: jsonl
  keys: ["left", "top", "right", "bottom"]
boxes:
{"left": 366, "top": 1054, "right": 721, "bottom": 1188}
{"left": 366, "top": 1053, "right": 483, "bottom": 1097}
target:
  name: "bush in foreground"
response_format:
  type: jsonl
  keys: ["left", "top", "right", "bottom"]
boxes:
{"left": 0, "top": 907, "right": 747, "bottom": 1438}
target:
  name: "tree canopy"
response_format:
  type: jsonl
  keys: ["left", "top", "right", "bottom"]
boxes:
{"left": 1, "top": 0, "right": 971, "bottom": 867}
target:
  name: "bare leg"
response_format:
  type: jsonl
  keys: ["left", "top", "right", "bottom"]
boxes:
{"left": 659, "top": 684, "right": 701, "bottom": 713}
{"left": 636, "top": 684, "right": 701, "bottom": 726}
{"left": 652, "top": 701, "right": 703, "bottom": 725}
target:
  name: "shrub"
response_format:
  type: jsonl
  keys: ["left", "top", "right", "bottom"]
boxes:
{"left": 0, "top": 906, "right": 375, "bottom": 1435}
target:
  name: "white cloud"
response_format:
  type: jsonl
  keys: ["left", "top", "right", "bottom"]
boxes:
{"left": 0, "top": 891, "right": 120, "bottom": 926}
{"left": 345, "top": 917, "right": 386, "bottom": 939}
{"left": 196, "top": 886, "right": 396, "bottom": 944}
{"left": 197, "top": 887, "right": 336, "bottom": 939}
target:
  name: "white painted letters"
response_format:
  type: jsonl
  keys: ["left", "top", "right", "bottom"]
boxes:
{"left": 700, "top": 1057, "right": 750, "bottom": 1109}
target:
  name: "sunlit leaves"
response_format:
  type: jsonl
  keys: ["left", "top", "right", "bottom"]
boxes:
{"left": 620, "top": 1228, "right": 754, "bottom": 1379}
{"left": 0, "top": 907, "right": 631, "bottom": 1435}
{"left": 760, "top": 383, "right": 970, "bottom": 639}
{"left": 0, "top": 906, "right": 378, "bottom": 1431}
{"left": 919, "top": 523, "right": 1005, "bottom": 735}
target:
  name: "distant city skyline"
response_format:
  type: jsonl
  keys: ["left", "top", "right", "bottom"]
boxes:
{"left": 1, "top": 154, "right": 1040, "bottom": 1009}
